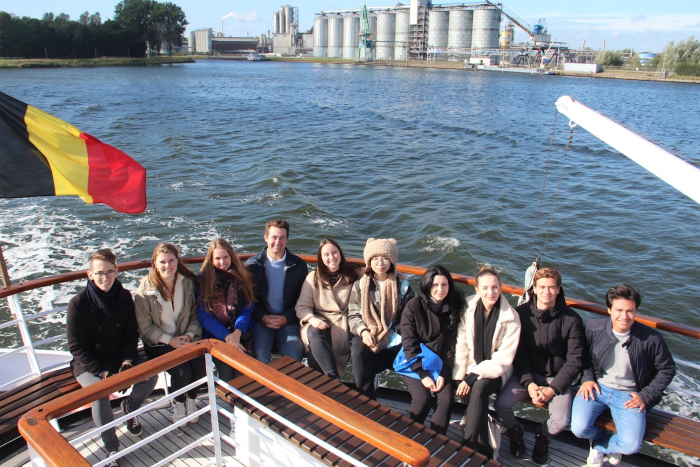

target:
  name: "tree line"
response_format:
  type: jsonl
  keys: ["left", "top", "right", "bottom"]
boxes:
{"left": 594, "top": 36, "right": 700, "bottom": 76}
{"left": 0, "top": 0, "right": 187, "bottom": 59}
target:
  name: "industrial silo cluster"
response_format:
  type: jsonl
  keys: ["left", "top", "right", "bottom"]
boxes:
{"left": 273, "top": 5, "right": 295, "bottom": 34}
{"left": 310, "top": 4, "right": 502, "bottom": 61}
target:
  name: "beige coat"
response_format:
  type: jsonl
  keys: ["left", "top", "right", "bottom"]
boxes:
{"left": 295, "top": 271, "right": 353, "bottom": 376}
{"left": 452, "top": 293, "right": 521, "bottom": 387}
{"left": 134, "top": 274, "right": 202, "bottom": 346}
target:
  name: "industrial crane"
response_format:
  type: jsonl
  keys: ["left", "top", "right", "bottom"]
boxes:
{"left": 483, "top": 0, "right": 547, "bottom": 45}
{"left": 358, "top": 4, "right": 373, "bottom": 61}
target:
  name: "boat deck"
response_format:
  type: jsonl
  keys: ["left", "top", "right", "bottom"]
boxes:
{"left": 1, "top": 389, "right": 673, "bottom": 467}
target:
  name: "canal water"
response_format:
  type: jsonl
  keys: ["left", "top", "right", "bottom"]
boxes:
{"left": 1, "top": 60, "right": 699, "bottom": 464}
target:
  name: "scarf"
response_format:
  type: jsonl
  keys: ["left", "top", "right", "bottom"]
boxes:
{"left": 211, "top": 268, "right": 239, "bottom": 327}
{"left": 473, "top": 296, "right": 500, "bottom": 364}
{"left": 361, "top": 273, "right": 398, "bottom": 341}
{"left": 86, "top": 279, "right": 124, "bottom": 315}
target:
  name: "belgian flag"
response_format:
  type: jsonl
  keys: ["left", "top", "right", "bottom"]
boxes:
{"left": 0, "top": 91, "right": 147, "bottom": 214}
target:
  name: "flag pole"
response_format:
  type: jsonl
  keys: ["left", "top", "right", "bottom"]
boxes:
{"left": 0, "top": 243, "right": 11, "bottom": 287}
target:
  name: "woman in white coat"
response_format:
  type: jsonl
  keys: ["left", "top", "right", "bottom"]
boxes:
{"left": 452, "top": 267, "right": 521, "bottom": 459}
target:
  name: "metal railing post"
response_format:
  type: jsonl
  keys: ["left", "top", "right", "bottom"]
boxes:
{"left": 6, "top": 294, "right": 41, "bottom": 377}
{"left": 205, "top": 353, "right": 223, "bottom": 466}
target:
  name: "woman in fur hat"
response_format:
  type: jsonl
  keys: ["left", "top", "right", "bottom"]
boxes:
{"left": 452, "top": 267, "right": 521, "bottom": 459}
{"left": 296, "top": 239, "right": 362, "bottom": 380}
{"left": 347, "top": 238, "right": 415, "bottom": 399}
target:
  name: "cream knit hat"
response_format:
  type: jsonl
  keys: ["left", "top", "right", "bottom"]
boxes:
{"left": 363, "top": 238, "right": 398, "bottom": 266}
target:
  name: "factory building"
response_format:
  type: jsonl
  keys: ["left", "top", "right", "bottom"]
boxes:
{"left": 188, "top": 29, "right": 258, "bottom": 54}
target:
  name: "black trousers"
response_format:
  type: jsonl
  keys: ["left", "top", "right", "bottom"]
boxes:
{"left": 403, "top": 375, "right": 454, "bottom": 435}
{"left": 306, "top": 326, "right": 340, "bottom": 379}
{"left": 145, "top": 344, "right": 206, "bottom": 402}
{"left": 461, "top": 377, "right": 502, "bottom": 459}
{"left": 350, "top": 335, "right": 399, "bottom": 400}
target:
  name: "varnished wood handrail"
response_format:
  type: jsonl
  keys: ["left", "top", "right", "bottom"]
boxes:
{"left": 2, "top": 254, "right": 699, "bottom": 340}
{"left": 18, "top": 340, "right": 431, "bottom": 467}
{"left": 210, "top": 341, "right": 431, "bottom": 467}
{"left": 18, "top": 340, "right": 211, "bottom": 467}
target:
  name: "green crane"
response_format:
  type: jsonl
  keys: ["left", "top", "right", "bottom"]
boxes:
{"left": 358, "top": 5, "right": 373, "bottom": 61}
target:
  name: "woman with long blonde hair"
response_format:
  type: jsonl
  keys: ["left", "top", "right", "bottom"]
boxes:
{"left": 196, "top": 238, "right": 256, "bottom": 381}
{"left": 135, "top": 242, "right": 203, "bottom": 424}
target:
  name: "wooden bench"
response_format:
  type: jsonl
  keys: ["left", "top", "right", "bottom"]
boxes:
{"left": 519, "top": 391, "right": 700, "bottom": 459}
{"left": 216, "top": 356, "right": 499, "bottom": 467}
{"left": 0, "top": 366, "right": 80, "bottom": 446}
{"left": 594, "top": 406, "right": 700, "bottom": 458}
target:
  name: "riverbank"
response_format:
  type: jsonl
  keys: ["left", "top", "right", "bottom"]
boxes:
{"left": 268, "top": 56, "right": 700, "bottom": 82}
{"left": 0, "top": 56, "right": 196, "bottom": 68}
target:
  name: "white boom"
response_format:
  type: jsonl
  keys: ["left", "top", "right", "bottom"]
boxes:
{"left": 555, "top": 95, "right": 700, "bottom": 205}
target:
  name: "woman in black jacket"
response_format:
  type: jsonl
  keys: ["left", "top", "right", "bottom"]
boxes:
{"left": 399, "top": 265, "right": 464, "bottom": 434}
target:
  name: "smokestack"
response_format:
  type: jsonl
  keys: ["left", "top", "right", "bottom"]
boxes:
{"left": 221, "top": 19, "right": 224, "bottom": 35}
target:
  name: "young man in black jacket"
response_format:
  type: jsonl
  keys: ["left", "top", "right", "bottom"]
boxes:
{"left": 495, "top": 268, "right": 585, "bottom": 464}
{"left": 67, "top": 249, "right": 157, "bottom": 467}
{"left": 571, "top": 284, "right": 676, "bottom": 467}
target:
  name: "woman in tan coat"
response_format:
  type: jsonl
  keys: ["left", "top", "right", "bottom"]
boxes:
{"left": 135, "top": 243, "right": 204, "bottom": 424}
{"left": 296, "top": 239, "right": 361, "bottom": 380}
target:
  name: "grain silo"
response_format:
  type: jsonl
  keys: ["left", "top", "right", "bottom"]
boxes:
{"left": 343, "top": 15, "right": 360, "bottom": 60}
{"left": 427, "top": 10, "right": 449, "bottom": 60}
{"left": 327, "top": 15, "right": 344, "bottom": 58}
{"left": 188, "top": 31, "right": 195, "bottom": 53}
{"left": 394, "top": 9, "right": 410, "bottom": 61}
{"left": 375, "top": 11, "right": 396, "bottom": 61}
{"left": 448, "top": 10, "right": 473, "bottom": 57}
{"left": 279, "top": 9, "right": 286, "bottom": 34}
{"left": 471, "top": 8, "right": 500, "bottom": 49}
{"left": 273, "top": 13, "right": 280, "bottom": 34}
{"left": 313, "top": 16, "right": 328, "bottom": 57}
{"left": 284, "top": 6, "right": 294, "bottom": 34}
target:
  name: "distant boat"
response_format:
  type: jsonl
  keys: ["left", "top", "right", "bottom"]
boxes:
{"left": 476, "top": 65, "right": 554, "bottom": 75}
{"left": 247, "top": 53, "right": 266, "bottom": 61}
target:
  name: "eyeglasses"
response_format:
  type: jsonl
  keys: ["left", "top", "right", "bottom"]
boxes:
{"left": 92, "top": 270, "right": 116, "bottom": 279}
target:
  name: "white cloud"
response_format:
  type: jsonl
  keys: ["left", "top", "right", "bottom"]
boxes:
{"left": 221, "top": 11, "right": 259, "bottom": 23}
{"left": 548, "top": 13, "right": 700, "bottom": 32}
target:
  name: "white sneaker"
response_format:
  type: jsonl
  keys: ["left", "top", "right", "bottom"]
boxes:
{"left": 172, "top": 400, "right": 186, "bottom": 424}
{"left": 106, "top": 450, "right": 120, "bottom": 467}
{"left": 186, "top": 397, "right": 199, "bottom": 424}
{"left": 587, "top": 445, "right": 604, "bottom": 467}
{"left": 607, "top": 453, "right": 622, "bottom": 466}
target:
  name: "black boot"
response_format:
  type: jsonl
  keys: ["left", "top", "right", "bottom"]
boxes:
{"left": 532, "top": 430, "right": 550, "bottom": 464}
{"left": 506, "top": 421, "right": 525, "bottom": 457}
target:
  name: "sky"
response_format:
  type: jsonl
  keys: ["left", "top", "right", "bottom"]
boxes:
{"left": 3, "top": 0, "right": 699, "bottom": 52}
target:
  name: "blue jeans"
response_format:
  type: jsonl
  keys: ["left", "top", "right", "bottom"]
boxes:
{"left": 570, "top": 383, "right": 645, "bottom": 455}
{"left": 253, "top": 321, "right": 303, "bottom": 364}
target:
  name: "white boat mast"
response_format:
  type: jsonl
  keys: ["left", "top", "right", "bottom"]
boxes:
{"left": 555, "top": 95, "right": 700, "bottom": 205}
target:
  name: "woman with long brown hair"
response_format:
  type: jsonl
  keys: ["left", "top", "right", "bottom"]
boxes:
{"left": 295, "top": 239, "right": 362, "bottom": 379}
{"left": 135, "top": 242, "right": 203, "bottom": 424}
{"left": 196, "top": 238, "right": 256, "bottom": 381}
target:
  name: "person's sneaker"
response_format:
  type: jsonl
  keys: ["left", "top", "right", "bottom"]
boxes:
{"left": 531, "top": 432, "right": 549, "bottom": 464}
{"left": 120, "top": 400, "right": 142, "bottom": 437}
{"left": 106, "top": 450, "right": 121, "bottom": 467}
{"left": 506, "top": 421, "right": 525, "bottom": 457}
{"left": 172, "top": 400, "right": 187, "bottom": 424}
{"left": 587, "top": 444, "right": 604, "bottom": 467}
{"left": 607, "top": 453, "right": 622, "bottom": 466}
{"left": 186, "top": 397, "right": 199, "bottom": 424}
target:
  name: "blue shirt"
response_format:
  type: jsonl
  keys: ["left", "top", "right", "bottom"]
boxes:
{"left": 265, "top": 252, "right": 286, "bottom": 315}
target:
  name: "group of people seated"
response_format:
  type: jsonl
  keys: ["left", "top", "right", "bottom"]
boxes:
{"left": 67, "top": 219, "right": 676, "bottom": 467}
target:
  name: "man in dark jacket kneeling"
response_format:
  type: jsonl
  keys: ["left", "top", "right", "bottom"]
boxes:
{"left": 67, "top": 249, "right": 157, "bottom": 467}
{"left": 495, "top": 268, "right": 585, "bottom": 464}
{"left": 571, "top": 284, "right": 675, "bottom": 467}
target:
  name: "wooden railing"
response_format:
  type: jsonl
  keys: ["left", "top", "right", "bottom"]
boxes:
{"left": 2, "top": 253, "right": 699, "bottom": 340}
{"left": 18, "top": 340, "right": 432, "bottom": 467}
